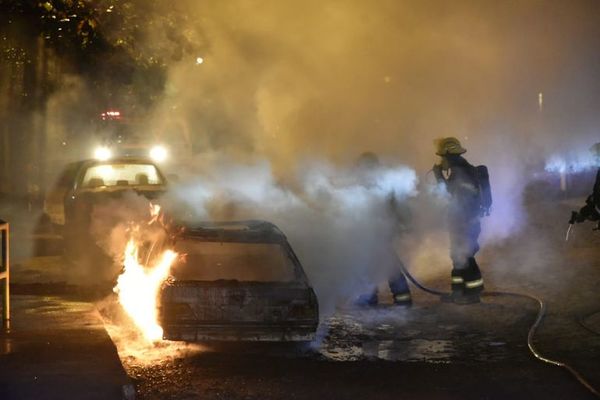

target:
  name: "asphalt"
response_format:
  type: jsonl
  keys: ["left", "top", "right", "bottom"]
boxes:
{"left": 0, "top": 294, "right": 133, "bottom": 400}
{"left": 0, "top": 209, "right": 132, "bottom": 400}
{"left": 121, "top": 290, "right": 599, "bottom": 400}
{"left": 0, "top": 202, "right": 599, "bottom": 399}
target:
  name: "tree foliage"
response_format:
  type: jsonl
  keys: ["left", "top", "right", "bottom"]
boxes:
{"left": 0, "top": 0, "right": 199, "bottom": 110}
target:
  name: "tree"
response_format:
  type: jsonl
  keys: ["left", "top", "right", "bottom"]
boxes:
{"left": 0, "top": 0, "right": 199, "bottom": 196}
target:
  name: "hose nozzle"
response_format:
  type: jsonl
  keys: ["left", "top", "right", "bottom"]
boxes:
{"left": 565, "top": 223, "right": 574, "bottom": 242}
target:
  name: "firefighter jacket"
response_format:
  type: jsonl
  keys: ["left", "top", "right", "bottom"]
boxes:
{"left": 434, "top": 155, "right": 481, "bottom": 220}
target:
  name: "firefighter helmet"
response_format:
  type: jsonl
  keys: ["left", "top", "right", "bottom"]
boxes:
{"left": 435, "top": 137, "right": 467, "bottom": 156}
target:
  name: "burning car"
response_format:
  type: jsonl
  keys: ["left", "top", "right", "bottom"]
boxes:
{"left": 158, "top": 220, "right": 319, "bottom": 342}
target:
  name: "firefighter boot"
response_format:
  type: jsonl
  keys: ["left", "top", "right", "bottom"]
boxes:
{"left": 451, "top": 258, "right": 483, "bottom": 304}
{"left": 462, "top": 258, "right": 483, "bottom": 295}
{"left": 441, "top": 269, "right": 465, "bottom": 303}
{"left": 441, "top": 267, "right": 480, "bottom": 305}
{"left": 389, "top": 272, "right": 412, "bottom": 308}
{"left": 392, "top": 292, "right": 413, "bottom": 307}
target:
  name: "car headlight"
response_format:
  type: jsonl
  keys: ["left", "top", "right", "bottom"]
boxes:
{"left": 94, "top": 146, "right": 112, "bottom": 161}
{"left": 149, "top": 145, "right": 168, "bottom": 162}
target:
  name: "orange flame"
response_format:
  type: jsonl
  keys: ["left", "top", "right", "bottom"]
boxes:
{"left": 149, "top": 203, "right": 162, "bottom": 225}
{"left": 114, "top": 239, "right": 177, "bottom": 342}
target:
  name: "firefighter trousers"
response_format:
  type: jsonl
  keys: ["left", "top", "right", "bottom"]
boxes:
{"left": 449, "top": 216, "right": 484, "bottom": 295}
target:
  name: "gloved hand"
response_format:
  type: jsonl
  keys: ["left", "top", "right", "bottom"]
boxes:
{"left": 569, "top": 211, "right": 578, "bottom": 225}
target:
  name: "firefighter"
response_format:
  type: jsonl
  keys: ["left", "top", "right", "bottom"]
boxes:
{"left": 354, "top": 152, "right": 413, "bottom": 307}
{"left": 432, "top": 138, "right": 485, "bottom": 304}
{"left": 569, "top": 143, "right": 600, "bottom": 227}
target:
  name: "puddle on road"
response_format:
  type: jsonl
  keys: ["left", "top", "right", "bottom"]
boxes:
{"left": 367, "top": 339, "right": 454, "bottom": 362}
{"left": 317, "top": 307, "right": 512, "bottom": 363}
{"left": 322, "top": 338, "right": 455, "bottom": 362}
{"left": 318, "top": 310, "right": 456, "bottom": 362}
{"left": 97, "top": 301, "right": 515, "bottom": 365}
{"left": 0, "top": 336, "right": 17, "bottom": 355}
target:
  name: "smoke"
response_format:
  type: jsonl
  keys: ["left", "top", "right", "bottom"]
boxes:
{"left": 545, "top": 151, "right": 599, "bottom": 174}
{"left": 36, "top": 1, "right": 599, "bottom": 220}
{"left": 165, "top": 156, "right": 419, "bottom": 312}
{"left": 25, "top": 0, "right": 600, "bottom": 318}
{"left": 82, "top": 156, "right": 420, "bottom": 313}
{"left": 130, "top": 0, "right": 598, "bottom": 241}
{"left": 90, "top": 192, "right": 169, "bottom": 258}
{"left": 64, "top": 0, "right": 598, "bottom": 310}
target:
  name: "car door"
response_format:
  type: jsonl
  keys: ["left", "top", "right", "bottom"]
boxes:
{"left": 43, "top": 162, "right": 83, "bottom": 225}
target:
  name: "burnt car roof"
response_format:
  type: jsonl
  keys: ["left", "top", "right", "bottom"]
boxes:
{"left": 181, "top": 220, "right": 288, "bottom": 243}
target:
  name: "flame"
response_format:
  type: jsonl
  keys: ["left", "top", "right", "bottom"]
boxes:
{"left": 149, "top": 203, "right": 162, "bottom": 225}
{"left": 114, "top": 239, "right": 177, "bottom": 342}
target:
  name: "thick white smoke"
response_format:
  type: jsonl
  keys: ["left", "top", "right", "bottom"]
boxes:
{"left": 166, "top": 156, "right": 419, "bottom": 312}
{"left": 34, "top": 0, "right": 600, "bottom": 316}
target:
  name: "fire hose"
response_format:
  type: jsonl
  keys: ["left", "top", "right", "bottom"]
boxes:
{"left": 398, "top": 263, "right": 600, "bottom": 398}
{"left": 579, "top": 311, "right": 600, "bottom": 337}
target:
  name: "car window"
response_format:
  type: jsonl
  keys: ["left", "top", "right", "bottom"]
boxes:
{"left": 170, "top": 240, "right": 297, "bottom": 282}
{"left": 56, "top": 162, "right": 83, "bottom": 188}
{"left": 81, "top": 163, "right": 164, "bottom": 188}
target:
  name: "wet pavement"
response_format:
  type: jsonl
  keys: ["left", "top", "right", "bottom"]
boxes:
{"left": 319, "top": 298, "right": 531, "bottom": 363}
{"left": 106, "top": 288, "right": 598, "bottom": 400}
{"left": 2, "top": 198, "right": 599, "bottom": 399}
{"left": 0, "top": 295, "right": 132, "bottom": 400}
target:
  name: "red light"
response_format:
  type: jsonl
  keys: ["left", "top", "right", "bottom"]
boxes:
{"left": 100, "top": 110, "right": 122, "bottom": 120}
